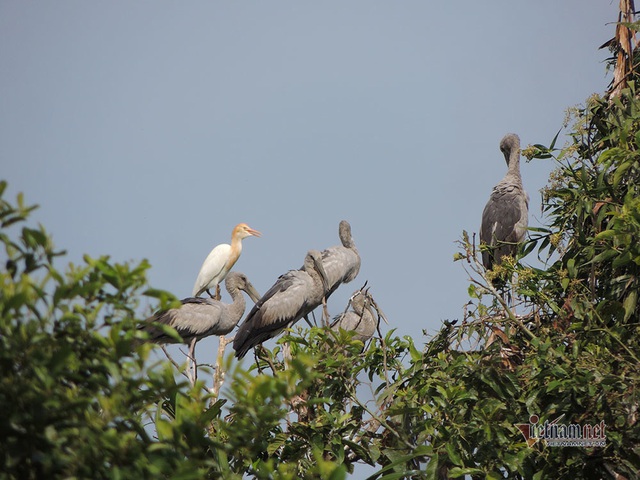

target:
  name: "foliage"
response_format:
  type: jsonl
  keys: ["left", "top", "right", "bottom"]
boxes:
{"left": 211, "top": 75, "right": 640, "bottom": 478}
{"left": 0, "top": 181, "right": 224, "bottom": 478}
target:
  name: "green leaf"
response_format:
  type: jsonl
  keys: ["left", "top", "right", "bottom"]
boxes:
{"left": 377, "top": 473, "right": 416, "bottom": 480}
{"left": 612, "top": 250, "right": 633, "bottom": 268}
{"left": 566, "top": 258, "right": 577, "bottom": 278}
{"left": 549, "top": 128, "right": 561, "bottom": 150}
{"left": 623, "top": 290, "right": 638, "bottom": 322}
{"left": 266, "top": 432, "right": 288, "bottom": 456}
{"left": 445, "top": 442, "right": 463, "bottom": 466}
{"left": 327, "top": 465, "right": 348, "bottom": 480}
{"left": 201, "top": 399, "right": 226, "bottom": 423}
{"left": 594, "top": 229, "right": 617, "bottom": 241}
{"left": 155, "top": 419, "right": 173, "bottom": 440}
{"left": 424, "top": 453, "right": 439, "bottom": 480}
{"left": 613, "top": 159, "right": 633, "bottom": 187}
{"left": 449, "top": 467, "right": 485, "bottom": 478}
{"left": 533, "top": 470, "right": 545, "bottom": 480}
{"left": 590, "top": 249, "right": 618, "bottom": 264}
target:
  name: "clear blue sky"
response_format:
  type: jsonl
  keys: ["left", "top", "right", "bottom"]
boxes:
{"left": 0, "top": 0, "right": 616, "bottom": 379}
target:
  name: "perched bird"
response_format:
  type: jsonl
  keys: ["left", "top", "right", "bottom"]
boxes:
{"left": 233, "top": 249, "right": 329, "bottom": 359}
{"left": 141, "top": 272, "right": 261, "bottom": 364}
{"left": 193, "top": 223, "right": 261, "bottom": 298}
{"left": 331, "top": 288, "right": 379, "bottom": 343}
{"left": 480, "top": 133, "right": 529, "bottom": 270}
{"left": 321, "top": 220, "right": 361, "bottom": 298}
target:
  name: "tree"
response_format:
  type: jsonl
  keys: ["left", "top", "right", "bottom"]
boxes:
{"left": 0, "top": 182, "right": 227, "bottom": 478}
{"left": 3, "top": 11, "right": 640, "bottom": 480}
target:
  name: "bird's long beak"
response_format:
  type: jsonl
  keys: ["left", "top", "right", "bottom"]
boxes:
{"left": 242, "top": 280, "right": 262, "bottom": 304}
{"left": 248, "top": 227, "right": 262, "bottom": 238}
{"left": 371, "top": 297, "right": 389, "bottom": 324}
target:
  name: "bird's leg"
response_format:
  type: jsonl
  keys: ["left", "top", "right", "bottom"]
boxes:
{"left": 303, "top": 315, "right": 314, "bottom": 328}
{"left": 215, "top": 284, "right": 221, "bottom": 301}
{"left": 322, "top": 296, "right": 330, "bottom": 327}
{"left": 253, "top": 348, "right": 263, "bottom": 374}
{"left": 206, "top": 289, "right": 214, "bottom": 299}
{"left": 188, "top": 337, "right": 198, "bottom": 385}
{"left": 282, "top": 342, "right": 292, "bottom": 368}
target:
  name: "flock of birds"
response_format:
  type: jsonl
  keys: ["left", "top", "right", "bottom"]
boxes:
{"left": 140, "top": 219, "right": 384, "bottom": 366}
{"left": 140, "top": 133, "right": 528, "bottom": 368}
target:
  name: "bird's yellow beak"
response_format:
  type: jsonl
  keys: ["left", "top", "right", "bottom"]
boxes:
{"left": 247, "top": 227, "right": 262, "bottom": 238}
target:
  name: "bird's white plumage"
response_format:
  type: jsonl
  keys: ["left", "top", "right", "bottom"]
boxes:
{"left": 192, "top": 243, "right": 233, "bottom": 296}
{"left": 192, "top": 223, "right": 260, "bottom": 297}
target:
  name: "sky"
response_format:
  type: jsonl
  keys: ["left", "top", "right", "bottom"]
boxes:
{"left": 1, "top": 0, "right": 618, "bottom": 345}
{"left": 0, "top": 1, "right": 619, "bottom": 468}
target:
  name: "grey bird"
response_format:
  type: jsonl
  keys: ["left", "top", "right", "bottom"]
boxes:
{"left": 233, "top": 249, "right": 329, "bottom": 359}
{"left": 480, "top": 133, "right": 529, "bottom": 270}
{"left": 140, "top": 271, "right": 261, "bottom": 363}
{"left": 321, "top": 220, "right": 361, "bottom": 298}
{"left": 331, "top": 288, "right": 380, "bottom": 343}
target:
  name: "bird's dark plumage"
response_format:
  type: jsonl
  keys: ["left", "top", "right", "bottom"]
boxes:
{"left": 331, "top": 288, "right": 378, "bottom": 342}
{"left": 140, "top": 271, "right": 260, "bottom": 344}
{"left": 321, "top": 220, "right": 361, "bottom": 298}
{"left": 480, "top": 133, "right": 529, "bottom": 270}
{"left": 233, "top": 250, "right": 328, "bottom": 358}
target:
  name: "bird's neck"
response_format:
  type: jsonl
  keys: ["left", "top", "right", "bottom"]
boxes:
{"left": 506, "top": 153, "right": 522, "bottom": 180}
{"left": 228, "top": 236, "right": 243, "bottom": 265}
{"left": 229, "top": 288, "right": 246, "bottom": 318}
{"left": 219, "top": 288, "right": 245, "bottom": 335}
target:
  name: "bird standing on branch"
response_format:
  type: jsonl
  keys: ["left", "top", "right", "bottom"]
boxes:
{"left": 480, "top": 133, "right": 529, "bottom": 271}
{"left": 141, "top": 272, "right": 261, "bottom": 380}
{"left": 320, "top": 220, "right": 361, "bottom": 300}
{"left": 233, "top": 249, "right": 329, "bottom": 359}
{"left": 331, "top": 287, "right": 385, "bottom": 343}
{"left": 192, "top": 223, "right": 261, "bottom": 299}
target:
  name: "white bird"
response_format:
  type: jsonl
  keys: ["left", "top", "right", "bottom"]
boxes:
{"left": 480, "top": 133, "right": 529, "bottom": 270}
{"left": 321, "top": 220, "right": 361, "bottom": 298}
{"left": 233, "top": 250, "right": 329, "bottom": 359}
{"left": 141, "top": 272, "right": 261, "bottom": 371}
{"left": 192, "top": 223, "right": 261, "bottom": 298}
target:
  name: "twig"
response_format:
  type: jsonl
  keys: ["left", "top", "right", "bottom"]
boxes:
{"left": 211, "top": 335, "right": 232, "bottom": 398}
{"left": 257, "top": 345, "right": 279, "bottom": 376}
{"left": 345, "top": 383, "right": 416, "bottom": 451}
{"left": 161, "top": 346, "right": 189, "bottom": 379}
{"left": 462, "top": 246, "right": 538, "bottom": 342}
{"left": 161, "top": 345, "right": 201, "bottom": 388}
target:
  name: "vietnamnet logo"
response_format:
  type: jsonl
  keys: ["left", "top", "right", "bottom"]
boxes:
{"left": 515, "top": 414, "right": 607, "bottom": 448}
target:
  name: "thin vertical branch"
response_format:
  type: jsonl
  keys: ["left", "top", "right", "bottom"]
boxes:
{"left": 211, "top": 335, "right": 232, "bottom": 398}
{"left": 610, "top": 0, "right": 637, "bottom": 98}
